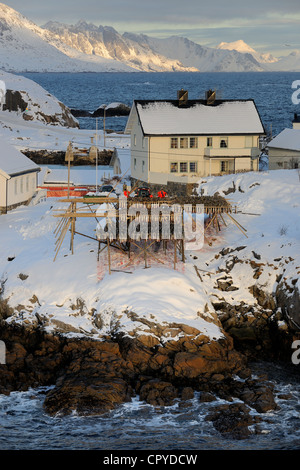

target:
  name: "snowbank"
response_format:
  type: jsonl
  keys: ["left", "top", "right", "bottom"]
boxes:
{"left": 0, "top": 169, "right": 299, "bottom": 343}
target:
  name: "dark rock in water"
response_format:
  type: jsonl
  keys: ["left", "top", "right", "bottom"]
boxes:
{"left": 138, "top": 379, "right": 178, "bottom": 406}
{"left": 92, "top": 103, "right": 130, "bottom": 117}
{"left": 206, "top": 403, "right": 262, "bottom": 439}
{"left": 70, "top": 109, "right": 92, "bottom": 117}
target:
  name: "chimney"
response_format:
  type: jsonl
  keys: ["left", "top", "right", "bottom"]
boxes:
{"left": 177, "top": 89, "right": 188, "bottom": 106}
{"left": 206, "top": 89, "right": 216, "bottom": 105}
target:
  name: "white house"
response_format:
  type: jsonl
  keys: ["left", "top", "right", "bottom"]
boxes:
{"left": 268, "top": 114, "right": 300, "bottom": 170}
{"left": 125, "top": 90, "right": 265, "bottom": 192}
{"left": 0, "top": 139, "right": 40, "bottom": 213}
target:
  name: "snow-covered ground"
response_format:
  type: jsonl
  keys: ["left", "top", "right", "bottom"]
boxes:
{"left": 0, "top": 164, "right": 299, "bottom": 343}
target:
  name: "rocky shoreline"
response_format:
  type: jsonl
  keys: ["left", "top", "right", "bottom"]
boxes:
{"left": 0, "top": 293, "right": 299, "bottom": 439}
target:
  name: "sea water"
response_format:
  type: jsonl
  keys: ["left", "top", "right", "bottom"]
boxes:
{"left": 21, "top": 71, "right": 300, "bottom": 137}
{"left": 2, "top": 72, "right": 299, "bottom": 451}
{"left": 0, "top": 361, "right": 299, "bottom": 450}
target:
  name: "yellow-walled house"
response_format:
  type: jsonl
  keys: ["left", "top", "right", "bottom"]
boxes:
{"left": 125, "top": 90, "right": 265, "bottom": 192}
{"left": 0, "top": 139, "right": 40, "bottom": 214}
{"left": 267, "top": 115, "right": 300, "bottom": 170}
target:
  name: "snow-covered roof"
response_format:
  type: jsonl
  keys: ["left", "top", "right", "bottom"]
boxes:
{"left": 126, "top": 99, "right": 265, "bottom": 136}
{"left": 268, "top": 128, "right": 300, "bottom": 152}
{"left": 0, "top": 138, "right": 39, "bottom": 179}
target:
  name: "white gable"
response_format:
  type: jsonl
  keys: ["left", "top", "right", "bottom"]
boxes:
{"left": 0, "top": 139, "right": 39, "bottom": 179}
{"left": 268, "top": 128, "right": 300, "bottom": 152}
{"left": 135, "top": 100, "right": 264, "bottom": 136}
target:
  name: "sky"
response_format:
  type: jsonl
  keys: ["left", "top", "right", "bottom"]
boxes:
{"left": 2, "top": 0, "right": 300, "bottom": 56}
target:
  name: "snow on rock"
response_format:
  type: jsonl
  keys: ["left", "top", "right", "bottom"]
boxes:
{"left": 0, "top": 70, "right": 78, "bottom": 127}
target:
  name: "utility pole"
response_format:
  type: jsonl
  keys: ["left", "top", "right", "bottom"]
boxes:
{"left": 96, "top": 118, "right": 98, "bottom": 194}
{"left": 65, "top": 141, "right": 73, "bottom": 198}
{"left": 103, "top": 105, "right": 106, "bottom": 148}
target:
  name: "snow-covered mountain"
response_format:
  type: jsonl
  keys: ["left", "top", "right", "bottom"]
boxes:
{"left": 0, "top": 3, "right": 136, "bottom": 72}
{"left": 43, "top": 21, "right": 265, "bottom": 72}
{"left": 41, "top": 21, "right": 197, "bottom": 72}
{"left": 0, "top": 2, "right": 300, "bottom": 73}
{"left": 217, "top": 40, "right": 278, "bottom": 64}
{"left": 123, "top": 34, "right": 264, "bottom": 72}
{"left": 217, "top": 39, "right": 300, "bottom": 71}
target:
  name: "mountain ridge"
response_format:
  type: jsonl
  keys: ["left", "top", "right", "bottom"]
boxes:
{"left": 0, "top": 2, "right": 299, "bottom": 72}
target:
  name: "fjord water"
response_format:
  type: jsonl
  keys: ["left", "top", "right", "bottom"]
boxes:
{"left": 22, "top": 71, "right": 300, "bottom": 136}
{"left": 2, "top": 71, "right": 300, "bottom": 450}
{"left": 0, "top": 361, "right": 299, "bottom": 450}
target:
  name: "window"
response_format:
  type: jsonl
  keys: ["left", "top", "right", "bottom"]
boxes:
{"left": 14, "top": 179, "right": 18, "bottom": 195}
{"left": 170, "top": 162, "right": 178, "bottom": 173}
{"left": 134, "top": 158, "right": 137, "bottom": 170}
{"left": 220, "top": 137, "right": 228, "bottom": 148}
{"left": 26, "top": 176, "right": 29, "bottom": 192}
{"left": 180, "top": 162, "right": 188, "bottom": 173}
{"left": 220, "top": 161, "right": 228, "bottom": 172}
{"left": 170, "top": 138, "right": 178, "bottom": 149}
{"left": 133, "top": 134, "right": 136, "bottom": 146}
{"left": 207, "top": 137, "right": 213, "bottom": 147}
{"left": 180, "top": 138, "right": 188, "bottom": 149}
{"left": 189, "top": 162, "right": 197, "bottom": 173}
{"left": 142, "top": 160, "right": 145, "bottom": 173}
{"left": 189, "top": 137, "right": 198, "bottom": 149}
{"left": 20, "top": 177, "right": 24, "bottom": 193}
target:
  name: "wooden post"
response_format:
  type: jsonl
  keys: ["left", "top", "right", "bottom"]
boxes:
{"left": 144, "top": 239, "right": 147, "bottom": 268}
{"left": 107, "top": 238, "right": 111, "bottom": 274}
{"left": 174, "top": 240, "right": 177, "bottom": 270}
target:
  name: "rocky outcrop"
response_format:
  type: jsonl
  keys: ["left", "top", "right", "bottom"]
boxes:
{"left": 3, "top": 89, "right": 79, "bottom": 128}
{"left": 276, "top": 283, "right": 300, "bottom": 331}
{"left": 0, "top": 311, "right": 280, "bottom": 428}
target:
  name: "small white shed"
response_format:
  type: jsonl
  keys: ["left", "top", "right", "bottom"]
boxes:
{"left": 0, "top": 139, "right": 40, "bottom": 213}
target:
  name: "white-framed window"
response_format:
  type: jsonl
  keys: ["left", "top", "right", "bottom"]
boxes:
{"left": 134, "top": 158, "right": 137, "bottom": 170}
{"left": 180, "top": 162, "right": 188, "bottom": 173}
{"left": 14, "top": 179, "right": 18, "bottom": 195}
{"left": 180, "top": 137, "right": 188, "bottom": 149}
{"left": 170, "top": 137, "right": 178, "bottom": 149}
{"left": 133, "top": 134, "right": 137, "bottom": 146}
{"left": 207, "top": 137, "right": 213, "bottom": 147}
{"left": 189, "top": 137, "right": 198, "bottom": 149}
{"left": 220, "top": 137, "right": 228, "bottom": 148}
{"left": 220, "top": 161, "right": 229, "bottom": 172}
{"left": 26, "top": 176, "right": 29, "bottom": 192}
{"left": 20, "top": 177, "right": 24, "bottom": 193}
{"left": 142, "top": 160, "right": 145, "bottom": 173}
{"left": 170, "top": 162, "right": 178, "bottom": 173}
{"left": 189, "top": 162, "right": 197, "bottom": 173}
